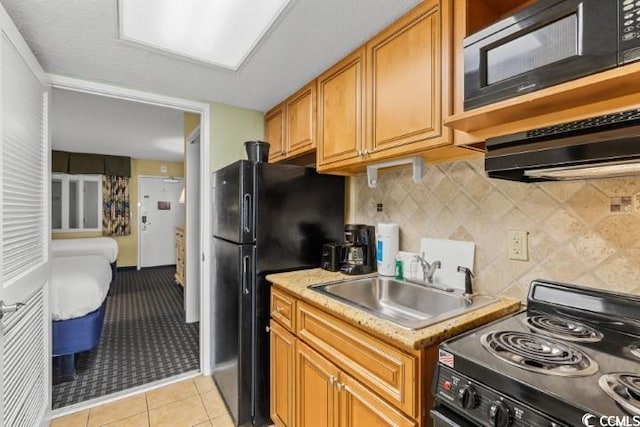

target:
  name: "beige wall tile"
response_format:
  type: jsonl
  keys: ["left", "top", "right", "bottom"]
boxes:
{"left": 567, "top": 232, "right": 616, "bottom": 266}
{"left": 565, "top": 185, "right": 609, "bottom": 224}
{"left": 87, "top": 394, "right": 147, "bottom": 427}
{"left": 545, "top": 210, "right": 587, "bottom": 244}
{"left": 148, "top": 396, "right": 208, "bottom": 427}
{"left": 595, "top": 256, "right": 640, "bottom": 294}
{"left": 433, "top": 177, "right": 458, "bottom": 204}
{"left": 146, "top": 379, "right": 198, "bottom": 410}
{"left": 351, "top": 160, "right": 640, "bottom": 301}
{"left": 497, "top": 180, "right": 532, "bottom": 204}
{"left": 449, "top": 161, "right": 476, "bottom": 187}
{"left": 51, "top": 410, "right": 89, "bottom": 427}
{"left": 518, "top": 188, "right": 557, "bottom": 223}
{"left": 595, "top": 215, "right": 640, "bottom": 250}
{"left": 542, "top": 180, "right": 585, "bottom": 203}
{"left": 591, "top": 177, "right": 640, "bottom": 196}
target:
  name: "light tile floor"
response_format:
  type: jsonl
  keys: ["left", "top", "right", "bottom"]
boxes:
{"left": 50, "top": 376, "right": 234, "bottom": 427}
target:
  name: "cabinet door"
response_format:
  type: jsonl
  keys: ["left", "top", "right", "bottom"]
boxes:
{"left": 366, "top": 1, "right": 445, "bottom": 155}
{"left": 317, "top": 48, "right": 365, "bottom": 170}
{"left": 266, "top": 103, "right": 285, "bottom": 162}
{"left": 296, "top": 340, "right": 339, "bottom": 427}
{"left": 339, "top": 373, "right": 417, "bottom": 427}
{"left": 286, "top": 81, "right": 316, "bottom": 158}
{"left": 270, "top": 320, "right": 296, "bottom": 427}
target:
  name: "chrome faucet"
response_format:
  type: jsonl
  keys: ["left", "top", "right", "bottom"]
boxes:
{"left": 414, "top": 254, "right": 441, "bottom": 284}
{"left": 405, "top": 254, "right": 453, "bottom": 292}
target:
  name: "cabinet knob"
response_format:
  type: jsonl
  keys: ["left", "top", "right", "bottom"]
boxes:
{"left": 265, "top": 325, "right": 271, "bottom": 333}
{"left": 363, "top": 149, "right": 368, "bottom": 155}
{"left": 276, "top": 307, "right": 283, "bottom": 313}
{"left": 329, "top": 376, "right": 336, "bottom": 386}
{"left": 336, "top": 382, "right": 345, "bottom": 392}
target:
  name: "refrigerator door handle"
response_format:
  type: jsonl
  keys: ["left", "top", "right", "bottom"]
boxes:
{"left": 242, "top": 193, "right": 252, "bottom": 234}
{"left": 242, "top": 255, "right": 250, "bottom": 295}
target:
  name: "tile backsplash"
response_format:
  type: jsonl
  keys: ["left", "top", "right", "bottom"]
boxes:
{"left": 350, "top": 157, "right": 640, "bottom": 301}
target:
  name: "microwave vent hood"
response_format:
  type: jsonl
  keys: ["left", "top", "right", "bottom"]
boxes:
{"left": 485, "top": 108, "right": 640, "bottom": 182}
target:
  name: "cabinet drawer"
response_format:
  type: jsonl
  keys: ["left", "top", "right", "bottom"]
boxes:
{"left": 296, "top": 302, "right": 417, "bottom": 418}
{"left": 271, "top": 287, "right": 296, "bottom": 332}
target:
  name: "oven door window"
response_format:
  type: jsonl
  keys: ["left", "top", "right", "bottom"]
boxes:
{"left": 486, "top": 14, "right": 578, "bottom": 85}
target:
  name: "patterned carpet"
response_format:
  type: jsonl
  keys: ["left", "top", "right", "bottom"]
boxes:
{"left": 52, "top": 266, "right": 200, "bottom": 409}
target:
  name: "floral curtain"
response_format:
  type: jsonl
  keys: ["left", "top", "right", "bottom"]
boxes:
{"left": 103, "top": 176, "right": 131, "bottom": 236}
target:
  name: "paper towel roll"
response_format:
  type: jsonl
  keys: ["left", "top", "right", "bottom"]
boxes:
{"left": 376, "top": 223, "right": 399, "bottom": 276}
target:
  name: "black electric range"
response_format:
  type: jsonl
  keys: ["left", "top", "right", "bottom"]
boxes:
{"left": 431, "top": 279, "right": 640, "bottom": 427}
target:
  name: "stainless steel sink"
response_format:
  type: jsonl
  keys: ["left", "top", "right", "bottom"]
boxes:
{"left": 310, "top": 276, "right": 495, "bottom": 330}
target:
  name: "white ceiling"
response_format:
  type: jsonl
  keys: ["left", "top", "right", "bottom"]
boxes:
{"left": 51, "top": 88, "right": 185, "bottom": 162}
{"left": 1, "top": 0, "right": 420, "bottom": 112}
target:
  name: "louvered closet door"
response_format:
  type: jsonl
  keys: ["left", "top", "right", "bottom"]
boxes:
{"left": 0, "top": 2, "right": 50, "bottom": 426}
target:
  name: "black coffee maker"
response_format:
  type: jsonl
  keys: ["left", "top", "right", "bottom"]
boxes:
{"left": 340, "top": 224, "right": 376, "bottom": 275}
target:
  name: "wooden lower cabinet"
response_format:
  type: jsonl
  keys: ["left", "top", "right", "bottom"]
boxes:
{"left": 270, "top": 288, "right": 428, "bottom": 427}
{"left": 296, "top": 340, "right": 339, "bottom": 427}
{"left": 270, "top": 321, "right": 296, "bottom": 427}
{"left": 295, "top": 339, "right": 415, "bottom": 427}
{"left": 340, "top": 374, "right": 417, "bottom": 427}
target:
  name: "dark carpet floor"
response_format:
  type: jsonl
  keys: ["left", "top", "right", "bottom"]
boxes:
{"left": 52, "top": 266, "right": 200, "bottom": 409}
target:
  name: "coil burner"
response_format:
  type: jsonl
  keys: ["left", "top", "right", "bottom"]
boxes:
{"left": 481, "top": 331, "right": 599, "bottom": 377}
{"left": 628, "top": 343, "right": 640, "bottom": 361}
{"left": 600, "top": 373, "right": 640, "bottom": 416}
{"left": 523, "top": 315, "right": 603, "bottom": 342}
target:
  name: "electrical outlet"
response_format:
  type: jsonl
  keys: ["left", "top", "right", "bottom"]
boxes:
{"left": 508, "top": 230, "right": 528, "bottom": 261}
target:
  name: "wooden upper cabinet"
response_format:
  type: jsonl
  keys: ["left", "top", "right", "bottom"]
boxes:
{"left": 317, "top": 48, "right": 365, "bottom": 170}
{"left": 286, "top": 82, "right": 317, "bottom": 158}
{"left": 366, "top": 0, "right": 446, "bottom": 155}
{"left": 265, "top": 103, "right": 285, "bottom": 162}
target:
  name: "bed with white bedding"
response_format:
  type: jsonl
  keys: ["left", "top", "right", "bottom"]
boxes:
{"left": 51, "top": 255, "right": 113, "bottom": 381}
{"left": 51, "top": 237, "right": 118, "bottom": 262}
{"left": 51, "top": 237, "right": 119, "bottom": 277}
{"left": 51, "top": 255, "right": 112, "bottom": 321}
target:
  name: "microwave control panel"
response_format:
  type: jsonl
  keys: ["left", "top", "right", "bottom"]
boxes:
{"left": 620, "top": 0, "right": 640, "bottom": 62}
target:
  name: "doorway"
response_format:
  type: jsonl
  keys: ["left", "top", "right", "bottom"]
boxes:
{"left": 48, "top": 76, "right": 212, "bottom": 416}
{"left": 138, "top": 176, "right": 185, "bottom": 268}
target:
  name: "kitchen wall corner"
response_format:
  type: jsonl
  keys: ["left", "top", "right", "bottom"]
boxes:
{"left": 350, "top": 157, "right": 640, "bottom": 302}
{"left": 210, "top": 103, "right": 264, "bottom": 171}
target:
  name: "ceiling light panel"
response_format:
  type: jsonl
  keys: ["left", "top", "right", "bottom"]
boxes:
{"left": 119, "top": 0, "right": 290, "bottom": 70}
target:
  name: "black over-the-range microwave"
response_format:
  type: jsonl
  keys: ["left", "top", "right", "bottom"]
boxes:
{"left": 463, "top": 0, "right": 640, "bottom": 110}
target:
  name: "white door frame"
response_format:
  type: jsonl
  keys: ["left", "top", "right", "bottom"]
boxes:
{"left": 48, "top": 75, "right": 213, "bottom": 379}
{"left": 136, "top": 175, "right": 184, "bottom": 269}
{"left": 184, "top": 126, "right": 201, "bottom": 323}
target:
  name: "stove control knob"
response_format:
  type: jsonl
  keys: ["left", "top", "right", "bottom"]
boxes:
{"left": 457, "top": 385, "right": 479, "bottom": 409}
{"left": 489, "top": 401, "right": 512, "bottom": 427}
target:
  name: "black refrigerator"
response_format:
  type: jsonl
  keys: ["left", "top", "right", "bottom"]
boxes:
{"left": 211, "top": 160, "right": 345, "bottom": 426}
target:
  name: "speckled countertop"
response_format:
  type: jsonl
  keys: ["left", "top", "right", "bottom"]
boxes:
{"left": 266, "top": 268, "right": 522, "bottom": 351}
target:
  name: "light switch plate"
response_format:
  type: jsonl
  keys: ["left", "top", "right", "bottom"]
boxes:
{"left": 508, "top": 230, "right": 528, "bottom": 261}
